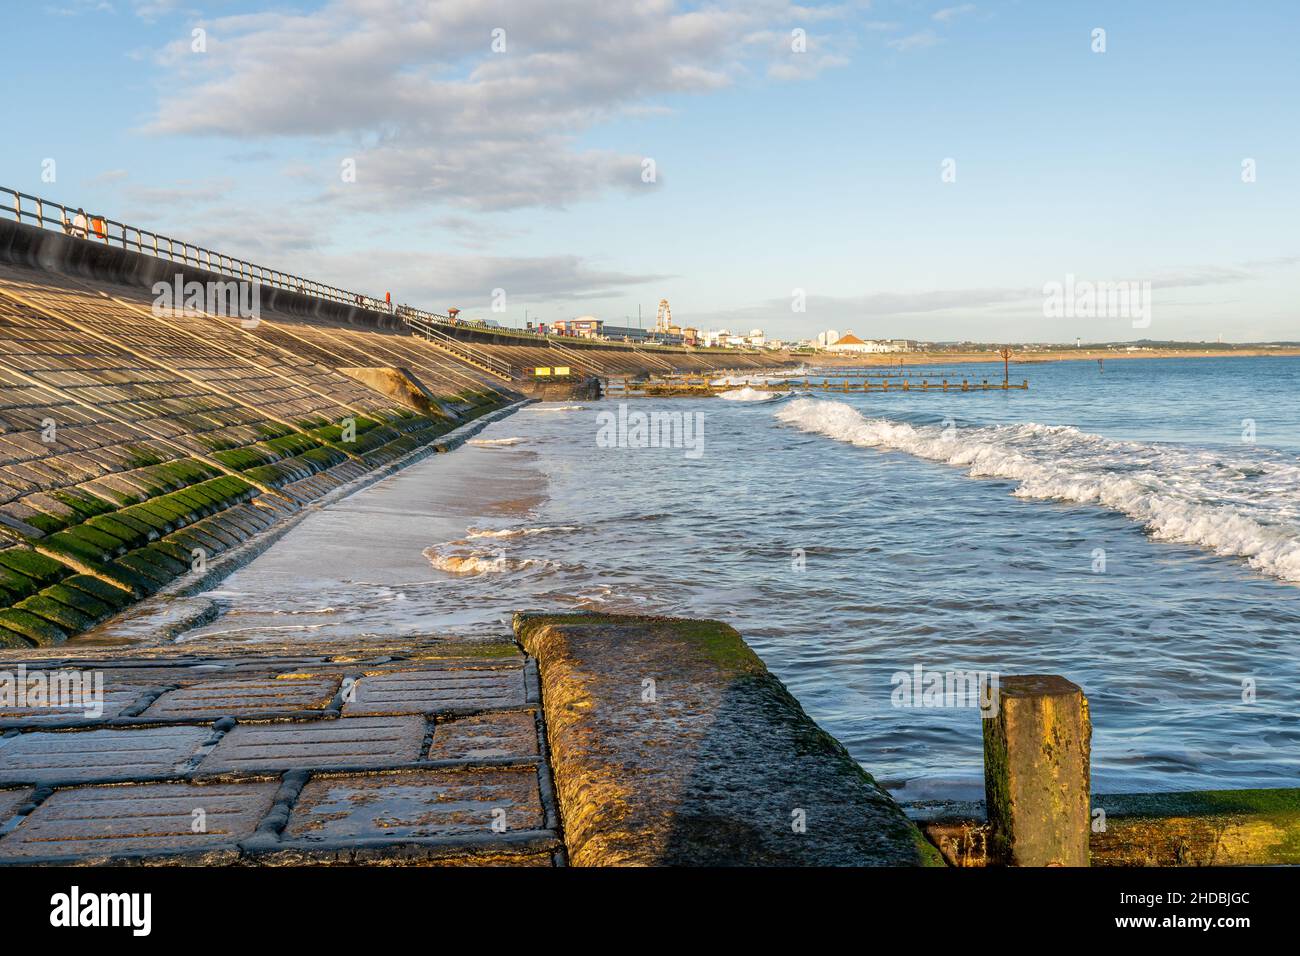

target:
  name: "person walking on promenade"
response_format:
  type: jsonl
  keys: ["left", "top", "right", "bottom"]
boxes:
{"left": 72, "top": 208, "right": 87, "bottom": 238}
{"left": 385, "top": 290, "right": 392, "bottom": 313}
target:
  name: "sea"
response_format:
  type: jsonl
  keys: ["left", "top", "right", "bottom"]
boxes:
{"left": 158, "top": 356, "right": 1300, "bottom": 801}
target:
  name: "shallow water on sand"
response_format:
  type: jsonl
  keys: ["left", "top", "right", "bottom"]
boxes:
{"left": 175, "top": 357, "right": 1300, "bottom": 799}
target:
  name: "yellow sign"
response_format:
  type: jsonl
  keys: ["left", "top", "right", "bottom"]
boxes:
{"left": 535, "top": 367, "right": 552, "bottom": 376}
{"left": 554, "top": 366, "right": 571, "bottom": 376}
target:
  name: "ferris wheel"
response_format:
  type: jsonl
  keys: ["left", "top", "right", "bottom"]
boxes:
{"left": 655, "top": 298, "right": 672, "bottom": 332}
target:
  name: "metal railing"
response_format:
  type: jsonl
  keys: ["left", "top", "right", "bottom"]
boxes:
{"left": 399, "top": 308, "right": 514, "bottom": 379}
{"left": 0, "top": 186, "right": 763, "bottom": 364}
{"left": 0, "top": 186, "right": 398, "bottom": 311}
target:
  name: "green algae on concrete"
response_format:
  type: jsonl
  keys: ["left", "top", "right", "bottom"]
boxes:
{"left": 983, "top": 675, "right": 1091, "bottom": 867}
{"left": 1091, "top": 788, "right": 1300, "bottom": 866}
{"left": 60, "top": 574, "right": 133, "bottom": 610}
{"left": 514, "top": 611, "right": 942, "bottom": 867}
{"left": 914, "top": 787, "right": 1300, "bottom": 867}
{"left": 0, "top": 608, "right": 67, "bottom": 646}
{"left": 408, "top": 641, "right": 521, "bottom": 660}
{"left": 0, "top": 549, "right": 69, "bottom": 586}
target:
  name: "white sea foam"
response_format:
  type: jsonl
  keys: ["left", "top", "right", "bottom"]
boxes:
{"left": 718, "top": 386, "right": 781, "bottom": 402}
{"left": 711, "top": 375, "right": 784, "bottom": 386}
{"left": 466, "top": 525, "right": 579, "bottom": 539}
{"left": 422, "top": 546, "right": 555, "bottom": 575}
{"left": 775, "top": 398, "right": 1300, "bottom": 583}
{"left": 468, "top": 437, "right": 524, "bottom": 446}
{"left": 524, "top": 404, "right": 585, "bottom": 412}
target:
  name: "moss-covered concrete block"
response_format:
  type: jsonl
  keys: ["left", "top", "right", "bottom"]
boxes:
{"left": 0, "top": 549, "right": 69, "bottom": 586}
{"left": 0, "top": 608, "right": 68, "bottom": 646}
{"left": 114, "top": 551, "right": 178, "bottom": 585}
{"left": 514, "top": 611, "right": 940, "bottom": 867}
{"left": 14, "top": 594, "right": 97, "bottom": 632}
{"left": 42, "top": 582, "right": 114, "bottom": 620}
{"left": 0, "top": 566, "right": 40, "bottom": 602}
{"left": 61, "top": 574, "right": 132, "bottom": 611}
{"left": 0, "top": 626, "right": 34, "bottom": 648}
{"left": 1091, "top": 788, "right": 1300, "bottom": 866}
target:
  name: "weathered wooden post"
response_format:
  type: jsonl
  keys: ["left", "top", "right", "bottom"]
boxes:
{"left": 983, "top": 675, "right": 1091, "bottom": 866}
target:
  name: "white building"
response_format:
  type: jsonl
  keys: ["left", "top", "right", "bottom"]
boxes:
{"left": 827, "top": 332, "right": 901, "bottom": 354}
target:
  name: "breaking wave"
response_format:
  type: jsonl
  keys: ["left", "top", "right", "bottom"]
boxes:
{"left": 718, "top": 386, "right": 783, "bottom": 403}
{"left": 711, "top": 375, "right": 784, "bottom": 386}
{"left": 775, "top": 398, "right": 1300, "bottom": 583}
{"left": 469, "top": 437, "right": 525, "bottom": 446}
{"left": 524, "top": 404, "right": 585, "bottom": 413}
{"left": 422, "top": 546, "right": 556, "bottom": 575}
{"left": 466, "top": 525, "right": 579, "bottom": 539}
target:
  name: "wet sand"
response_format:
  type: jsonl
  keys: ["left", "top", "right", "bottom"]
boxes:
{"left": 100, "top": 441, "right": 549, "bottom": 648}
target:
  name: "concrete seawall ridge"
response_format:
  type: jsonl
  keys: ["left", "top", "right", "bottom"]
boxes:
{"left": 515, "top": 612, "right": 944, "bottom": 866}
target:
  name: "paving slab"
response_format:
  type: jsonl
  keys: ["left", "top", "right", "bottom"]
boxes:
{"left": 343, "top": 666, "right": 526, "bottom": 715}
{"left": 0, "top": 788, "right": 32, "bottom": 825}
{"left": 428, "top": 710, "right": 539, "bottom": 761}
{"left": 143, "top": 675, "right": 340, "bottom": 720}
{"left": 198, "top": 715, "right": 425, "bottom": 773}
{"left": 282, "top": 767, "right": 545, "bottom": 843}
{"left": 0, "top": 725, "right": 210, "bottom": 785}
{"left": 0, "top": 673, "right": 154, "bottom": 725}
{"left": 0, "top": 781, "right": 279, "bottom": 861}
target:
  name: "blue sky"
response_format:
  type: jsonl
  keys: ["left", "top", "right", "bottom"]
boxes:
{"left": 4, "top": 0, "right": 1298, "bottom": 342}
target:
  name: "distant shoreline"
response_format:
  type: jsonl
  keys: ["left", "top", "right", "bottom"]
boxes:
{"left": 802, "top": 348, "right": 1300, "bottom": 367}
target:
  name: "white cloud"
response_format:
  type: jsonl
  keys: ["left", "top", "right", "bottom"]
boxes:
{"left": 88, "top": 168, "right": 130, "bottom": 185}
{"left": 688, "top": 259, "right": 1295, "bottom": 340}
{"left": 888, "top": 30, "right": 940, "bottom": 52}
{"left": 312, "top": 251, "right": 670, "bottom": 306}
{"left": 44, "top": 1, "right": 115, "bottom": 16}
{"left": 143, "top": 0, "right": 856, "bottom": 211}
{"left": 932, "top": 4, "right": 976, "bottom": 24}
{"left": 133, "top": 0, "right": 184, "bottom": 21}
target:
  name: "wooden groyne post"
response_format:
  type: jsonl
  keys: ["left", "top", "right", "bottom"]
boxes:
{"left": 914, "top": 674, "right": 1300, "bottom": 866}
{"left": 983, "top": 675, "right": 1091, "bottom": 866}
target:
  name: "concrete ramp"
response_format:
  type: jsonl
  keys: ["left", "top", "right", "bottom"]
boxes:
{"left": 515, "top": 612, "right": 941, "bottom": 866}
{"left": 336, "top": 366, "right": 457, "bottom": 419}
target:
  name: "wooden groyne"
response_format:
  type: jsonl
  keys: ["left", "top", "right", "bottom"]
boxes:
{"left": 605, "top": 375, "right": 1030, "bottom": 397}
{"left": 905, "top": 675, "right": 1300, "bottom": 867}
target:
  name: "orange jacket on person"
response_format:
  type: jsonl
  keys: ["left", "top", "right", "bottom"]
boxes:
{"left": 91, "top": 217, "right": 106, "bottom": 239}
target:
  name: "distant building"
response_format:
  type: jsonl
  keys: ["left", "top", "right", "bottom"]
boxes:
{"left": 827, "top": 332, "right": 904, "bottom": 353}
{"left": 603, "top": 324, "right": 683, "bottom": 345}
{"left": 553, "top": 316, "right": 603, "bottom": 338}
{"left": 827, "top": 332, "right": 872, "bottom": 353}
